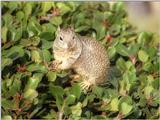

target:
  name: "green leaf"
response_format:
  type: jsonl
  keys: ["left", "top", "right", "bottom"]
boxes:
{"left": 50, "top": 16, "right": 62, "bottom": 26}
{"left": 82, "top": 96, "right": 89, "bottom": 107}
{"left": 2, "top": 58, "right": 13, "bottom": 70}
{"left": 92, "top": 86, "right": 103, "bottom": 98}
{"left": 125, "top": 61, "right": 135, "bottom": 72}
{"left": 112, "top": 2, "right": 124, "bottom": 12}
{"left": 119, "top": 80, "right": 127, "bottom": 96}
{"left": 120, "top": 102, "right": 133, "bottom": 115}
{"left": 9, "top": 27, "right": 17, "bottom": 41}
{"left": 20, "top": 37, "right": 40, "bottom": 47}
{"left": 3, "top": 46, "right": 24, "bottom": 60}
{"left": 2, "top": 99, "right": 14, "bottom": 110}
{"left": 65, "top": 94, "right": 76, "bottom": 105}
{"left": 138, "top": 50, "right": 149, "bottom": 62}
{"left": 116, "top": 43, "right": 129, "bottom": 56}
{"left": 42, "top": 109, "right": 57, "bottom": 119}
{"left": 27, "top": 63, "right": 48, "bottom": 73}
{"left": 97, "top": 26, "right": 106, "bottom": 40}
{"left": 2, "top": 13, "right": 13, "bottom": 27}
{"left": 24, "top": 89, "right": 38, "bottom": 100}
{"left": 70, "top": 83, "right": 81, "bottom": 99}
{"left": 116, "top": 57, "right": 126, "bottom": 72}
{"left": 2, "top": 27, "right": 8, "bottom": 43}
{"left": 56, "top": 2, "right": 72, "bottom": 15}
{"left": 31, "top": 49, "right": 42, "bottom": 63}
{"left": 49, "top": 86, "right": 64, "bottom": 110}
{"left": 146, "top": 47, "right": 157, "bottom": 59}
{"left": 9, "top": 75, "right": 22, "bottom": 96}
{"left": 109, "top": 24, "right": 121, "bottom": 36}
{"left": 25, "top": 73, "right": 44, "bottom": 90}
{"left": 29, "top": 107, "right": 43, "bottom": 118}
{"left": 87, "top": 94, "right": 96, "bottom": 103}
{"left": 55, "top": 95, "right": 63, "bottom": 110}
{"left": 67, "top": 2, "right": 77, "bottom": 12}
{"left": 107, "top": 46, "right": 116, "bottom": 58}
{"left": 8, "top": 2, "right": 18, "bottom": 12}
{"left": 144, "top": 86, "right": 154, "bottom": 98}
{"left": 39, "top": 32, "right": 54, "bottom": 41}
{"left": 41, "top": 2, "right": 53, "bottom": 14}
{"left": 42, "top": 49, "right": 52, "bottom": 62}
{"left": 137, "top": 32, "right": 152, "bottom": 47}
{"left": 75, "top": 26, "right": 90, "bottom": 33}
{"left": 142, "top": 62, "right": 153, "bottom": 72}
{"left": 41, "top": 40, "right": 53, "bottom": 49}
{"left": 109, "top": 97, "right": 119, "bottom": 111}
{"left": 47, "top": 71, "right": 57, "bottom": 82}
{"left": 71, "top": 102, "right": 82, "bottom": 116}
{"left": 119, "top": 96, "right": 133, "bottom": 115}
{"left": 92, "top": 11, "right": 106, "bottom": 40}
{"left": 2, "top": 115, "right": 12, "bottom": 120}
{"left": 16, "top": 11, "right": 24, "bottom": 20}
{"left": 92, "top": 115, "right": 107, "bottom": 119}
{"left": 49, "top": 85, "right": 64, "bottom": 98}
{"left": 14, "top": 27, "right": 22, "bottom": 41}
{"left": 128, "top": 43, "right": 140, "bottom": 55}
{"left": 27, "top": 18, "right": 42, "bottom": 37}
{"left": 42, "top": 23, "right": 56, "bottom": 33}
{"left": 23, "top": 3, "right": 32, "bottom": 17}
{"left": 127, "top": 71, "right": 136, "bottom": 83}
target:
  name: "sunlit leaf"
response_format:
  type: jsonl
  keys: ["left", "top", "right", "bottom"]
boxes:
{"left": 2, "top": 58, "right": 13, "bottom": 70}
{"left": 138, "top": 50, "right": 149, "bottom": 62}
{"left": 71, "top": 102, "right": 82, "bottom": 116}
{"left": 47, "top": 71, "right": 57, "bottom": 82}
{"left": 24, "top": 89, "right": 38, "bottom": 100}
{"left": 41, "top": 2, "right": 53, "bottom": 14}
{"left": 50, "top": 16, "right": 62, "bottom": 26}
{"left": 109, "top": 97, "right": 119, "bottom": 111}
{"left": 65, "top": 94, "right": 76, "bottom": 105}
{"left": 2, "top": 27, "right": 8, "bottom": 43}
{"left": 70, "top": 83, "right": 81, "bottom": 99}
{"left": 120, "top": 102, "right": 133, "bottom": 115}
{"left": 116, "top": 43, "right": 129, "bottom": 56}
{"left": 25, "top": 73, "right": 44, "bottom": 90}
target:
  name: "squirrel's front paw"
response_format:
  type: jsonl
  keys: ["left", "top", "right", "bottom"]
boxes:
{"left": 44, "top": 60, "right": 62, "bottom": 71}
{"left": 53, "top": 60, "right": 61, "bottom": 68}
{"left": 80, "top": 81, "right": 92, "bottom": 92}
{"left": 52, "top": 60, "right": 62, "bottom": 71}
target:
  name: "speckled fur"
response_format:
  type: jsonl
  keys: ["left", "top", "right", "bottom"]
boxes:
{"left": 53, "top": 27, "right": 110, "bottom": 87}
{"left": 72, "top": 36, "right": 110, "bottom": 85}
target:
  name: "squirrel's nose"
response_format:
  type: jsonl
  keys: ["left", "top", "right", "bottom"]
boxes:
{"left": 63, "top": 43, "right": 68, "bottom": 49}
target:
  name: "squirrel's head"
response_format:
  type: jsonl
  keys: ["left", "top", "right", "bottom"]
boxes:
{"left": 53, "top": 26, "right": 80, "bottom": 52}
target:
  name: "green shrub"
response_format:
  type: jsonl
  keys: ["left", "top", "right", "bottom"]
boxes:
{"left": 1, "top": 2, "right": 159, "bottom": 119}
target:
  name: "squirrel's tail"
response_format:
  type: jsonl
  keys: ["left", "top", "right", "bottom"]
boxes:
{"left": 100, "top": 66, "right": 121, "bottom": 88}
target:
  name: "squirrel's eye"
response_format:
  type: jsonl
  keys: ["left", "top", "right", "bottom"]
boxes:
{"left": 60, "top": 37, "right": 63, "bottom": 41}
{"left": 72, "top": 36, "right": 75, "bottom": 39}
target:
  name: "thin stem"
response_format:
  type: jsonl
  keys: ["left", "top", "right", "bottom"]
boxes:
{"left": 58, "top": 101, "right": 66, "bottom": 120}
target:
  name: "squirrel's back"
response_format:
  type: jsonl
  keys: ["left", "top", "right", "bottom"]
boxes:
{"left": 73, "top": 36, "right": 110, "bottom": 84}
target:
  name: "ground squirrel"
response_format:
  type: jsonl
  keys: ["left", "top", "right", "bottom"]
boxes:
{"left": 53, "top": 27, "right": 110, "bottom": 90}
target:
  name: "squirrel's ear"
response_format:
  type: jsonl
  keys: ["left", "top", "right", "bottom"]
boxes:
{"left": 57, "top": 26, "right": 61, "bottom": 32}
{"left": 70, "top": 25, "right": 75, "bottom": 32}
{"left": 56, "top": 26, "right": 61, "bottom": 35}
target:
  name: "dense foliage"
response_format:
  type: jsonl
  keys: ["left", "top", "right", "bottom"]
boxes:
{"left": 1, "top": 2, "right": 160, "bottom": 119}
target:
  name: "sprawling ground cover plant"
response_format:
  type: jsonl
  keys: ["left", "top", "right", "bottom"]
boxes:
{"left": 1, "top": 2, "right": 159, "bottom": 119}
